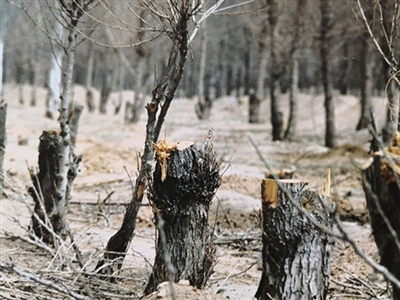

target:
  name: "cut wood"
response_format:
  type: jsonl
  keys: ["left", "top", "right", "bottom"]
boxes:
{"left": 362, "top": 132, "right": 400, "bottom": 299}
{"left": 255, "top": 178, "right": 335, "bottom": 300}
{"left": 144, "top": 133, "right": 222, "bottom": 295}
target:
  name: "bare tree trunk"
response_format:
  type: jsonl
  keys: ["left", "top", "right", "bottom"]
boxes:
{"left": 249, "top": 92, "right": 261, "bottom": 123}
{"left": 320, "top": 0, "right": 336, "bottom": 148}
{"left": 339, "top": 39, "right": 349, "bottom": 95}
{"left": 379, "top": 0, "right": 399, "bottom": 144}
{"left": 29, "top": 131, "right": 81, "bottom": 244}
{"left": 362, "top": 127, "right": 400, "bottom": 299}
{"left": 195, "top": 20, "right": 212, "bottom": 120}
{"left": 0, "top": 101, "right": 6, "bottom": 192}
{"left": 267, "top": 0, "right": 283, "bottom": 141}
{"left": 46, "top": 22, "right": 63, "bottom": 119}
{"left": 284, "top": 0, "right": 304, "bottom": 140}
{"left": 255, "top": 179, "right": 335, "bottom": 300}
{"left": 85, "top": 43, "right": 95, "bottom": 113}
{"left": 243, "top": 26, "right": 251, "bottom": 96}
{"left": 215, "top": 40, "right": 226, "bottom": 99}
{"left": 356, "top": 34, "right": 373, "bottom": 130}
{"left": 144, "top": 135, "right": 221, "bottom": 295}
{"left": 99, "top": 72, "right": 112, "bottom": 114}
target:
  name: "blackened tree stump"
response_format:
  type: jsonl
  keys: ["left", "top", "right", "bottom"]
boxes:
{"left": 144, "top": 136, "right": 222, "bottom": 295}
{"left": 29, "top": 131, "right": 81, "bottom": 244}
{"left": 362, "top": 133, "right": 400, "bottom": 299}
{"left": 255, "top": 179, "right": 335, "bottom": 300}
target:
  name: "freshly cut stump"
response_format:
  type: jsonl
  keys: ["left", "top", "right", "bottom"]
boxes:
{"left": 144, "top": 135, "right": 222, "bottom": 295}
{"left": 255, "top": 179, "right": 335, "bottom": 300}
{"left": 29, "top": 131, "right": 81, "bottom": 244}
{"left": 362, "top": 132, "right": 400, "bottom": 299}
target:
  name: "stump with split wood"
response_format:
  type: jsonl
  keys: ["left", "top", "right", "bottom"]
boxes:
{"left": 255, "top": 179, "right": 335, "bottom": 300}
{"left": 362, "top": 132, "right": 400, "bottom": 299}
{"left": 144, "top": 136, "right": 222, "bottom": 295}
{"left": 29, "top": 131, "right": 81, "bottom": 244}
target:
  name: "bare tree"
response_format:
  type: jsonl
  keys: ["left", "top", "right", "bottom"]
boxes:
{"left": 320, "top": 0, "right": 336, "bottom": 148}
{"left": 23, "top": 0, "right": 97, "bottom": 242}
{"left": 284, "top": 0, "right": 305, "bottom": 140}
{"left": 267, "top": 0, "right": 284, "bottom": 141}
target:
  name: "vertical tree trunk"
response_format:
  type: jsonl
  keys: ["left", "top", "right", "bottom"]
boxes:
{"left": 99, "top": 72, "right": 113, "bottom": 114}
{"left": 356, "top": 34, "right": 373, "bottom": 130}
{"left": 249, "top": 92, "right": 261, "bottom": 123}
{"left": 46, "top": 23, "right": 63, "bottom": 119}
{"left": 29, "top": 131, "right": 81, "bottom": 244}
{"left": 267, "top": 0, "right": 283, "bottom": 141}
{"left": 0, "top": 101, "right": 6, "bottom": 192}
{"left": 320, "top": 0, "right": 336, "bottom": 148}
{"left": 144, "top": 136, "right": 221, "bottom": 295}
{"left": 379, "top": 0, "right": 399, "bottom": 144}
{"left": 215, "top": 40, "right": 226, "bottom": 99}
{"left": 256, "top": 21, "right": 268, "bottom": 101}
{"left": 284, "top": 0, "right": 304, "bottom": 140}
{"left": 69, "top": 105, "right": 84, "bottom": 147}
{"left": 362, "top": 129, "right": 400, "bottom": 299}
{"left": 85, "top": 43, "right": 95, "bottom": 113}
{"left": 255, "top": 179, "right": 335, "bottom": 300}
{"left": 196, "top": 20, "right": 212, "bottom": 120}
{"left": 243, "top": 26, "right": 251, "bottom": 96}
{"left": 338, "top": 39, "right": 349, "bottom": 95}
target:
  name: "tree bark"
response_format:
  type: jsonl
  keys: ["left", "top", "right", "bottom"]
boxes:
{"left": 0, "top": 101, "right": 6, "bottom": 192}
{"left": 320, "top": 0, "right": 336, "bottom": 148}
{"left": 144, "top": 136, "right": 221, "bottom": 295}
{"left": 255, "top": 179, "right": 335, "bottom": 300}
{"left": 356, "top": 34, "right": 373, "bottom": 131}
{"left": 29, "top": 131, "right": 81, "bottom": 244}
{"left": 362, "top": 131, "right": 400, "bottom": 299}
{"left": 267, "top": 0, "right": 283, "bottom": 141}
{"left": 284, "top": 0, "right": 304, "bottom": 140}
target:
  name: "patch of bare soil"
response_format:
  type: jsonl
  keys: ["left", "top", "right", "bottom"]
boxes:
{"left": 0, "top": 84, "right": 391, "bottom": 299}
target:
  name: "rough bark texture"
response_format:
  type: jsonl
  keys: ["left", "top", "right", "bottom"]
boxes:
{"left": 0, "top": 101, "right": 6, "bottom": 192}
{"left": 362, "top": 132, "right": 400, "bottom": 299}
{"left": 320, "top": 0, "right": 336, "bottom": 148}
{"left": 255, "top": 179, "right": 335, "bottom": 300}
{"left": 28, "top": 131, "right": 81, "bottom": 244}
{"left": 267, "top": 0, "right": 283, "bottom": 141}
{"left": 144, "top": 137, "right": 221, "bottom": 295}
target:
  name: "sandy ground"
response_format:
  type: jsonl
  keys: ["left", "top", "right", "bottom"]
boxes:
{"left": 0, "top": 83, "right": 392, "bottom": 299}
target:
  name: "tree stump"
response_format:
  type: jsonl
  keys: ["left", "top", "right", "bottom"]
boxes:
{"left": 255, "top": 179, "right": 335, "bottom": 300}
{"left": 0, "top": 101, "right": 7, "bottom": 192}
{"left": 362, "top": 132, "right": 400, "bottom": 299}
{"left": 28, "top": 131, "right": 81, "bottom": 244}
{"left": 144, "top": 135, "right": 222, "bottom": 295}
